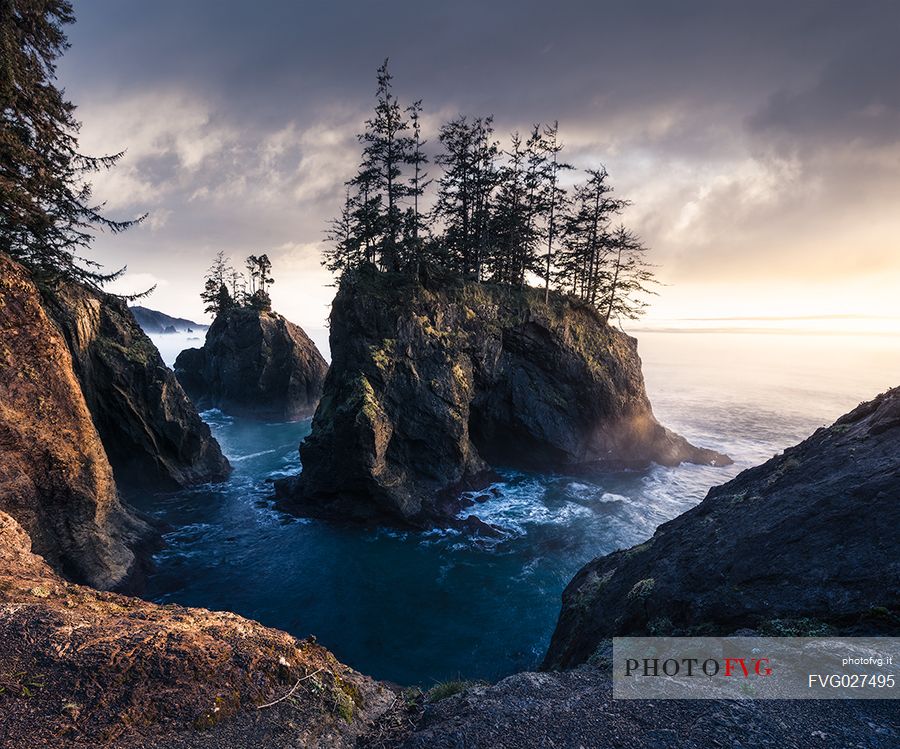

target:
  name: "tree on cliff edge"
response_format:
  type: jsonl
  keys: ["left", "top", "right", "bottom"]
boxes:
{"left": 0, "top": 0, "right": 143, "bottom": 285}
{"left": 201, "top": 252, "right": 234, "bottom": 316}
{"left": 324, "top": 62, "right": 660, "bottom": 323}
{"left": 358, "top": 59, "right": 414, "bottom": 272}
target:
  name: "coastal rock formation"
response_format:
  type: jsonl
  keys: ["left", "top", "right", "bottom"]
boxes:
{"left": 543, "top": 387, "right": 900, "bottom": 670}
{"left": 175, "top": 307, "right": 328, "bottom": 421}
{"left": 276, "top": 269, "right": 728, "bottom": 526}
{"left": 130, "top": 305, "right": 207, "bottom": 334}
{"left": 0, "top": 510, "right": 393, "bottom": 748}
{"left": 0, "top": 254, "right": 149, "bottom": 589}
{"left": 42, "top": 282, "right": 231, "bottom": 493}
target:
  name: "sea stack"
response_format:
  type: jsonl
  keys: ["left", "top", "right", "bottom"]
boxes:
{"left": 275, "top": 267, "right": 730, "bottom": 527}
{"left": 175, "top": 307, "right": 328, "bottom": 421}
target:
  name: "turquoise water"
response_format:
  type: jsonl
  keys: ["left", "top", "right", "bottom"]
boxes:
{"left": 136, "top": 331, "right": 899, "bottom": 686}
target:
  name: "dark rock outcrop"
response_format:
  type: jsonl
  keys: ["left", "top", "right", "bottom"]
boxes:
{"left": 130, "top": 305, "right": 207, "bottom": 334}
{"left": 0, "top": 254, "right": 150, "bottom": 589}
{"left": 41, "top": 282, "right": 231, "bottom": 493}
{"left": 543, "top": 387, "right": 900, "bottom": 670}
{"left": 0, "top": 510, "right": 393, "bottom": 748}
{"left": 175, "top": 307, "right": 328, "bottom": 421}
{"left": 397, "top": 667, "right": 897, "bottom": 749}
{"left": 276, "top": 269, "right": 728, "bottom": 527}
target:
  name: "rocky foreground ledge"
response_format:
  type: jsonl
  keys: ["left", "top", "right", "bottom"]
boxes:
{"left": 0, "top": 510, "right": 394, "bottom": 748}
{"left": 277, "top": 268, "right": 729, "bottom": 527}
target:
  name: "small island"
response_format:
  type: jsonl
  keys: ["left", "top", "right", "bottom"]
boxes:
{"left": 174, "top": 252, "right": 328, "bottom": 421}
{"left": 276, "top": 62, "right": 729, "bottom": 527}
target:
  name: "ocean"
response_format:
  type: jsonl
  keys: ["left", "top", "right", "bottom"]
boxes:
{"left": 135, "top": 330, "right": 899, "bottom": 686}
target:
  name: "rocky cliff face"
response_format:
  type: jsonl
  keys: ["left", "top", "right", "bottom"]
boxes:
{"left": 276, "top": 269, "right": 729, "bottom": 527}
{"left": 0, "top": 255, "right": 150, "bottom": 589}
{"left": 543, "top": 387, "right": 900, "bottom": 670}
{"left": 42, "top": 282, "right": 231, "bottom": 493}
{"left": 0, "top": 510, "right": 393, "bottom": 747}
{"left": 175, "top": 307, "right": 328, "bottom": 421}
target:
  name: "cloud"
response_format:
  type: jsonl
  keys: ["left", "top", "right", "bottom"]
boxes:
{"left": 62, "top": 0, "right": 900, "bottom": 328}
{"left": 105, "top": 271, "right": 169, "bottom": 297}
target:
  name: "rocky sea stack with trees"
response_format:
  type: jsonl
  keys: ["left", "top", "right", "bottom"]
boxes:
{"left": 175, "top": 251, "right": 328, "bottom": 421}
{"left": 276, "top": 266, "right": 729, "bottom": 527}
{"left": 276, "top": 61, "right": 729, "bottom": 527}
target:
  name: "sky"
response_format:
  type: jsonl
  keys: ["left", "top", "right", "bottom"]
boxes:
{"left": 60, "top": 0, "right": 900, "bottom": 338}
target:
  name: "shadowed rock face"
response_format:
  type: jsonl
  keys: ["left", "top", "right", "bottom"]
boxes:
{"left": 0, "top": 254, "right": 150, "bottom": 589}
{"left": 276, "top": 269, "right": 729, "bottom": 527}
{"left": 42, "top": 282, "right": 231, "bottom": 493}
{"left": 0, "top": 510, "right": 393, "bottom": 747}
{"left": 175, "top": 308, "right": 328, "bottom": 422}
{"left": 543, "top": 387, "right": 900, "bottom": 670}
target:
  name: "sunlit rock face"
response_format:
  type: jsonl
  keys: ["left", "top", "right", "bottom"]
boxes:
{"left": 276, "top": 267, "right": 728, "bottom": 527}
{"left": 543, "top": 387, "right": 900, "bottom": 670}
{"left": 0, "top": 510, "right": 393, "bottom": 747}
{"left": 42, "top": 280, "right": 231, "bottom": 493}
{"left": 175, "top": 307, "right": 328, "bottom": 422}
{"left": 0, "top": 253, "right": 150, "bottom": 589}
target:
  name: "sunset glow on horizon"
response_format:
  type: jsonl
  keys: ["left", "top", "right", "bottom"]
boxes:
{"left": 71, "top": 1, "right": 899, "bottom": 340}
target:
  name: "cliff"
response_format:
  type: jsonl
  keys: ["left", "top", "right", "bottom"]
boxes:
{"left": 0, "top": 510, "right": 393, "bottom": 747}
{"left": 543, "top": 387, "right": 900, "bottom": 670}
{"left": 175, "top": 307, "right": 328, "bottom": 421}
{"left": 276, "top": 269, "right": 729, "bottom": 527}
{"left": 42, "top": 282, "right": 231, "bottom": 493}
{"left": 0, "top": 254, "right": 150, "bottom": 589}
{"left": 129, "top": 305, "right": 207, "bottom": 334}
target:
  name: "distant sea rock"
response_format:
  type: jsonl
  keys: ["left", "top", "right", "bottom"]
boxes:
{"left": 175, "top": 307, "right": 328, "bottom": 421}
{"left": 129, "top": 304, "right": 208, "bottom": 334}
{"left": 543, "top": 387, "right": 900, "bottom": 670}
{"left": 42, "top": 282, "right": 231, "bottom": 493}
{"left": 0, "top": 253, "right": 150, "bottom": 589}
{"left": 275, "top": 268, "right": 729, "bottom": 528}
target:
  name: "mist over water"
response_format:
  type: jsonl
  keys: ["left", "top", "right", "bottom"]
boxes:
{"left": 135, "top": 331, "right": 899, "bottom": 686}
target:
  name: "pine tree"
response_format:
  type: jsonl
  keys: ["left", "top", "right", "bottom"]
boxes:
{"left": 323, "top": 187, "right": 364, "bottom": 274}
{"left": 558, "top": 168, "right": 624, "bottom": 305}
{"left": 201, "top": 251, "right": 234, "bottom": 316}
{"left": 540, "top": 121, "right": 573, "bottom": 302}
{"left": 404, "top": 99, "right": 430, "bottom": 265}
{"left": 349, "top": 164, "right": 383, "bottom": 267}
{"left": 601, "top": 226, "right": 657, "bottom": 323}
{"left": 489, "top": 132, "right": 531, "bottom": 285}
{"left": 0, "top": 0, "right": 144, "bottom": 285}
{"left": 247, "top": 253, "right": 274, "bottom": 310}
{"left": 360, "top": 59, "right": 414, "bottom": 271}
{"left": 434, "top": 116, "right": 498, "bottom": 279}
